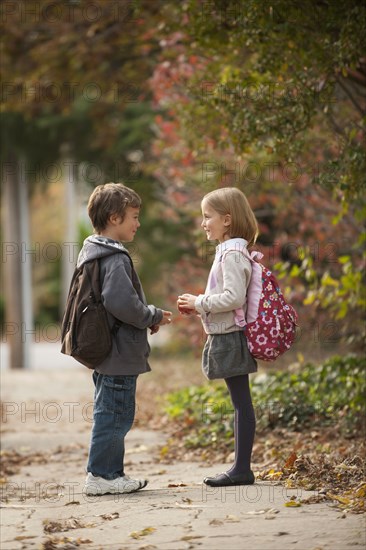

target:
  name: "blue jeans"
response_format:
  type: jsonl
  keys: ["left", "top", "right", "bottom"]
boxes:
{"left": 87, "top": 371, "right": 137, "bottom": 480}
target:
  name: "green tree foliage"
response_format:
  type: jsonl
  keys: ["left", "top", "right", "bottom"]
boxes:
{"left": 1, "top": 0, "right": 163, "bottom": 169}
{"left": 150, "top": 0, "right": 366, "bottom": 344}
{"left": 161, "top": 0, "right": 365, "bottom": 198}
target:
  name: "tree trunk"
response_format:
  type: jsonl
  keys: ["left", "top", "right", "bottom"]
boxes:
{"left": 2, "top": 153, "right": 32, "bottom": 368}
{"left": 61, "top": 150, "right": 78, "bottom": 315}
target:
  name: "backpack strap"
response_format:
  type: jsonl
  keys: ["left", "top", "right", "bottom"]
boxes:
{"left": 84, "top": 250, "right": 140, "bottom": 330}
{"left": 249, "top": 250, "right": 264, "bottom": 262}
{"left": 84, "top": 261, "right": 100, "bottom": 304}
{"left": 221, "top": 247, "right": 264, "bottom": 327}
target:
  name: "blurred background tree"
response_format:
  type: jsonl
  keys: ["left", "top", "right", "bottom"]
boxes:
{"left": 1, "top": 0, "right": 169, "bottom": 366}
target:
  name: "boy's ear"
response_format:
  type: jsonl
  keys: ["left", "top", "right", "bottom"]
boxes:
{"left": 224, "top": 214, "right": 231, "bottom": 227}
{"left": 109, "top": 213, "right": 121, "bottom": 225}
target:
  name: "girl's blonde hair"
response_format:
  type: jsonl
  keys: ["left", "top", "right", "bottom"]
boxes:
{"left": 202, "top": 187, "right": 258, "bottom": 246}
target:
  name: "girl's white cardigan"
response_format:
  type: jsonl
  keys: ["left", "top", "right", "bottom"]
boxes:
{"left": 195, "top": 238, "right": 252, "bottom": 335}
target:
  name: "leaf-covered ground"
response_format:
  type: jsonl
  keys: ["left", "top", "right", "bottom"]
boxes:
{"left": 152, "top": 419, "right": 366, "bottom": 514}
{"left": 136, "top": 355, "right": 366, "bottom": 515}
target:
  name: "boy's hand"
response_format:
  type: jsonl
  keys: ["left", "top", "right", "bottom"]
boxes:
{"left": 177, "top": 294, "right": 197, "bottom": 314}
{"left": 158, "top": 310, "right": 173, "bottom": 326}
{"left": 150, "top": 324, "right": 160, "bottom": 335}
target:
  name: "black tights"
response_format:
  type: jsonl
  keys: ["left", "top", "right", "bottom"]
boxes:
{"left": 224, "top": 374, "right": 256, "bottom": 476}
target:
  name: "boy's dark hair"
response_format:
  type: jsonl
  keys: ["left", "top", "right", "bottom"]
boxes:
{"left": 88, "top": 183, "right": 141, "bottom": 233}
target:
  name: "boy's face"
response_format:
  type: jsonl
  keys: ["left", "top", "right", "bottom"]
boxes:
{"left": 114, "top": 206, "right": 141, "bottom": 242}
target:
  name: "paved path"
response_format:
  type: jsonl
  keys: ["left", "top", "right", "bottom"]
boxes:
{"left": 1, "top": 335, "right": 169, "bottom": 370}
{"left": 1, "top": 367, "right": 365, "bottom": 550}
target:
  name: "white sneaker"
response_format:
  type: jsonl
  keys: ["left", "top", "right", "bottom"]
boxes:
{"left": 84, "top": 473, "right": 148, "bottom": 495}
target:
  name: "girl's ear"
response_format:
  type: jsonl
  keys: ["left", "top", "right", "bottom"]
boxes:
{"left": 223, "top": 214, "right": 231, "bottom": 227}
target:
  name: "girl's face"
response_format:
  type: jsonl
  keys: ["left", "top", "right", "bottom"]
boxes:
{"left": 201, "top": 200, "right": 231, "bottom": 243}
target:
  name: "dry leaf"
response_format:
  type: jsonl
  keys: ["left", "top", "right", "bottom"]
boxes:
{"left": 355, "top": 484, "right": 366, "bottom": 498}
{"left": 100, "top": 512, "right": 119, "bottom": 520}
{"left": 43, "top": 517, "right": 92, "bottom": 533}
{"left": 247, "top": 508, "right": 279, "bottom": 515}
{"left": 175, "top": 502, "right": 203, "bottom": 509}
{"left": 266, "top": 469, "right": 283, "bottom": 479}
{"left": 285, "top": 501, "right": 301, "bottom": 507}
{"left": 284, "top": 452, "right": 298, "bottom": 469}
{"left": 327, "top": 493, "right": 351, "bottom": 505}
{"left": 41, "top": 536, "right": 93, "bottom": 549}
{"left": 209, "top": 519, "right": 224, "bottom": 526}
{"left": 130, "top": 527, "right": 156, "bottom": 539}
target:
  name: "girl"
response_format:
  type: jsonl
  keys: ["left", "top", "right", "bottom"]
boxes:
{"left": 177, "top": 187, "right": 258, "bottom": 487}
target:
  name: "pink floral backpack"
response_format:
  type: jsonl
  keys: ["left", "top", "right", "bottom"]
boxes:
{"left": 223, "top": 249, "right": 298, "bottom": 361}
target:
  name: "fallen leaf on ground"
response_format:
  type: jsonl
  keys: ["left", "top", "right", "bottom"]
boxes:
{"left": 284, "top": 452, "right": 298, "bottom": 469}
{"left": 159, "top": 419, "right": 365, "bottom": 514}
{"left": 41, "top": 536, "right": 93, "bottom": 549}
{"left": 130, "top": 527, "right": 156, "bottom": 539}
{"left": 43, "top": 517, "right": 93, "bottom": 533}
{"left": 175, "top": 502, "right": 203, "bottom": 509}
{"left": 99, "top": 512, "right": 119, "bottom": 520}
{"left": 265, "top": 469, "right": 283, "bottom": 480}
{"left": 354, "top": 484, "right": 366, "bottom": 498}
{"left": 0, "top": 449, "right": 49, "bottom": 477}
{"left": 168, "top": 482, "right": 187, "bottom": 487}
{"left": 300, "top": 494, "right": 328, "bottom": 505}
{"left": 285, "top": 501, "right": 301, "bottom": 507}
{"left": 209, "top": 519, "right": 224, "bottom": 525}
{"left": 327, "top": 493, "right": 351, "bottom": 505}
{"left": 247, "top": 508, "right": 279, "bottom": 515}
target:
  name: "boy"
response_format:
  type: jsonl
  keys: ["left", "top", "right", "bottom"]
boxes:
{"left": 79, "top": 183, "right": 172, "bottom": 495}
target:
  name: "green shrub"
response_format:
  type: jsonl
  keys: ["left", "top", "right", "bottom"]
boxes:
{"left": 163, "top": 355, "right": 366, "bottom": 450}
{"left": 253, "top": 355, "right": 365, "bottom": 432}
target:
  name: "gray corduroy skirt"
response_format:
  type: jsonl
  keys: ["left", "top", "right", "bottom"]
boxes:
{"left": 202, "top": 331, "right": 257, "bottom": 380}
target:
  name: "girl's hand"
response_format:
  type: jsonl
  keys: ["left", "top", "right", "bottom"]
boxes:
{"left": 177, "top": 294, "right": 197, "bottom": 314}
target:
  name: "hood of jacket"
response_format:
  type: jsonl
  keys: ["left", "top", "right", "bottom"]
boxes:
{"left": 77, "top": 235, "right": 129, "bottom": 268}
